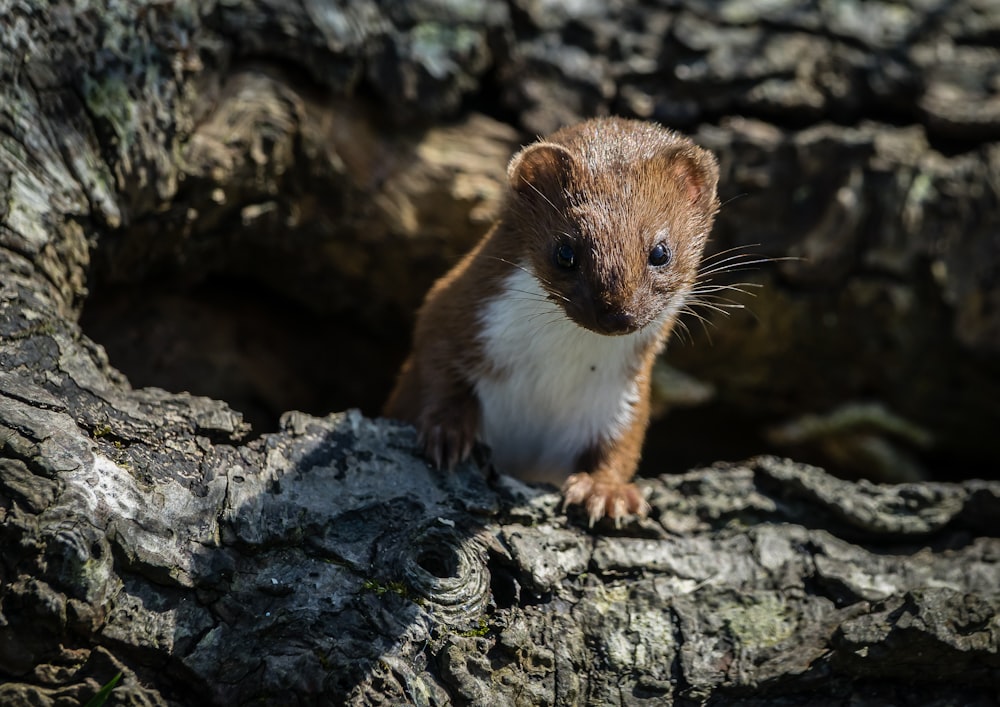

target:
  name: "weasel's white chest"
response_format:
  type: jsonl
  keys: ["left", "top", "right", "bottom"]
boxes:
{"left": 474, "top": 269, "right": 645, "bottom": 484}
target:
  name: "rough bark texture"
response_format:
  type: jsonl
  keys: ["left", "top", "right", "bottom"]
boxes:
{"left": 1, "top": 0, "right": 999, "bottom": 705}
{"left": 2, "top": 391, "right": 999, "bottom": 705}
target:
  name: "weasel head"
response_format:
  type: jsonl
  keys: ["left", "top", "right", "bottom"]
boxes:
{"left": 504, "top": 118, "right": 720, "bottom": 337}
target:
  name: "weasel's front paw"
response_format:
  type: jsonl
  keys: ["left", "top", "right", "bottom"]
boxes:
{"left": 562, "top": 473, "right": 650, "bottom": 527}
{"left": 418, "top": 409, "right": 478, "bottom": 470}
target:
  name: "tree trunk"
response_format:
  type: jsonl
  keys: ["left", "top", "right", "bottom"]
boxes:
{"left": 1, "top": 1, "right": 998, "bottom": 705}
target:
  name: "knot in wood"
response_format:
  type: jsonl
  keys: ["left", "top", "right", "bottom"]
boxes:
{"left": 398, "top": 524, "right": 490, "bottom": 627}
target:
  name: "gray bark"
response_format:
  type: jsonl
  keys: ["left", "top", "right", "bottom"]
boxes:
{"left": 1, "top": 0, "right": 999, "bottom": 705}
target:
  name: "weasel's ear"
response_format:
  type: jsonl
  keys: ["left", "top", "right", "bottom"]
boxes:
{"left": 668, "top": 146, "right": 720, "bottom": 208}
{"left": 507, "top": 142, "right": 576, "bottom": 201}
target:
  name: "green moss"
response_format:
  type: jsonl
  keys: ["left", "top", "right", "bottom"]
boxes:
{"left": 82, "top": 73, "right": 137, "bottom": 145}
{"left": 590, "top": 584, "right": 631, "bottom": 615}
{"left": 362, "top": 578, "right": 412, "bottom": 599}
{"left": 409, "top": 23, "right": 483, "bottom": 78}
{"left": 456, "top": 616, "right": 490, "bottom": 638}
{"left": 315, "top": 648, "right": 332, "bottom": 671}
{"left": 720, "top": 594, "right": 797, "bottom": 648}
{"left": 6, "top": 320, "right": 57, "bottom": 341}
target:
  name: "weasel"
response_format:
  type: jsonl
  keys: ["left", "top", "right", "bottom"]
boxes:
{"left": 384, "top": 117, "right": 720, "bottom": 524}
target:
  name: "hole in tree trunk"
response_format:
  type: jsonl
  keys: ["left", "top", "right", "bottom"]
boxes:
{"left": 74, "top": 77, "right": 453, "bottom": 437}
{"left": 80, "top": 275, "right": 407, "bottom": 434}
{"left": 72, "top": 77, "right": 1000, "bottom": 484}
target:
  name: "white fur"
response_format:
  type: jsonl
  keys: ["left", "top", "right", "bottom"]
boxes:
{"left": 475, "top": 267, "right": 659, "bottom": 484}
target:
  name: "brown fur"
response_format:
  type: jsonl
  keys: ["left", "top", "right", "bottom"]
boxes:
{"left": 384, "top": 117, "right": 720, "bottom": 524}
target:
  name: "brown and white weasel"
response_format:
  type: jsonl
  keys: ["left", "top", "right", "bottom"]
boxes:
{"left": 384, "top": 117, "right": 720, "bottom": 525}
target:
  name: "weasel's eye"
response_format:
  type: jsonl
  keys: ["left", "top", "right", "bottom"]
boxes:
{"left": 555, "top": 243, "right": 577, "bottom": 269}
{"left": 649, "top": 242, "right": 672, "bottom": 267}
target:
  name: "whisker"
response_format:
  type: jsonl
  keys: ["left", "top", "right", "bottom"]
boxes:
{"left": 489, "top": 255, "right": 548, "bottom": 284}
{"left": 691, "top": 294, "right": 747, "bottom": 306}
{"left": 484, "top": 256, "right": 574, "bottom": 303}
{"left": 522, "top": 317, "right": 566, "bottom": 340}
{"left": 505, "top": 289, "right": 560, "bottom": 303}
{"left": 525, "top": 181, "right": 563, "bottom": 219}
{"left": 672, "top": 317, "right": 693, "bottom": 345}
{"left": 698, "top": 256, "right": 774, "bottom": 276}
{"left": 679, "top": 306, "right": 715, "bottom": 343}
{"left": 698, "top": 254, "right": 800, "bottom": 278}
{"left": 718, "top": 192, "right": 748, "bottom": 210}
{"left": 503, "top": 295, "right": 549, "bottom": 302}
{"left": 688, "top": 300, "right": 737, "bottom": 317}
{"left": 688, "top": 298, "right": 745, "bottom": 310}
{"left": 679, "top": 304, "right": 715, "bottom": 327}
{"left": 681, "top": 245, "right": 800, "bottom": 345}
{"left": 525, "top": 312, "right": 563, "bottom": 327}
{"left": 498, "top": 307, "right": 563, "bottom": 339}
{"left": 689, "top": 293, "right": 753, "bottom": 305}
{"left": 698, "top": 243, "right": 762, "bottom": 265}
{"left": 689, "top": 283, "right": 761, "bottom": 297}
{"left": 691, "top": 280, "right": 764, "bottom": 290}
{"left": 516, "top": 294, "right": 570, "bottom": 307}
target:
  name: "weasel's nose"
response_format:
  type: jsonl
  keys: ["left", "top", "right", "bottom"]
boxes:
{"left": 595, "top": 306, "right": 636, "bottom": 335}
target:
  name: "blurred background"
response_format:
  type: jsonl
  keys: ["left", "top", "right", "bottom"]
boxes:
{"left": 79, "top": 0, "right": 1000, "bottom": 484}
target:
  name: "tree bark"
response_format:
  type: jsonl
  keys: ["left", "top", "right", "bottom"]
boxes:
{"left": 1, "top": 1, "right": 999, "bottom": 705}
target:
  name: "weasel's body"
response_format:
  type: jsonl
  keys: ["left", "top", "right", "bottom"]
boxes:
{"left": 385, "top": 117, "right": 720, "bottom": 524}
{"left": 476, "top": 266, "right": 653, "bottom": 485}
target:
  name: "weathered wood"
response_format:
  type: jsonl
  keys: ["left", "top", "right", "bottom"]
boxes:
{"left": 1, "top": 381, "right": 998, "bottom": 704}
{"left": 1, "top": 0, "right": 999, "bottom": 705}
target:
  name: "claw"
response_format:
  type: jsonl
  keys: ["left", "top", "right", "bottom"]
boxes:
{"left": 611, "top": 496, "right": 627, "bottom": 526}
{"left": 445, "top": 429, "right": 460, "bottom": 470}
{"left": 562, "top": 473, "right": 593, "bottom": 510}
{"left": 424, "top": 426, "right": 444, "bottom": 469}
{"left": 418, "top": 419, "right": 476, "bottom": 471}
{"left": 562, "top": 472, "right": 648, "bottom": 525}
{"left": 586, "top": 495, "right": 604, "bottom": 528}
